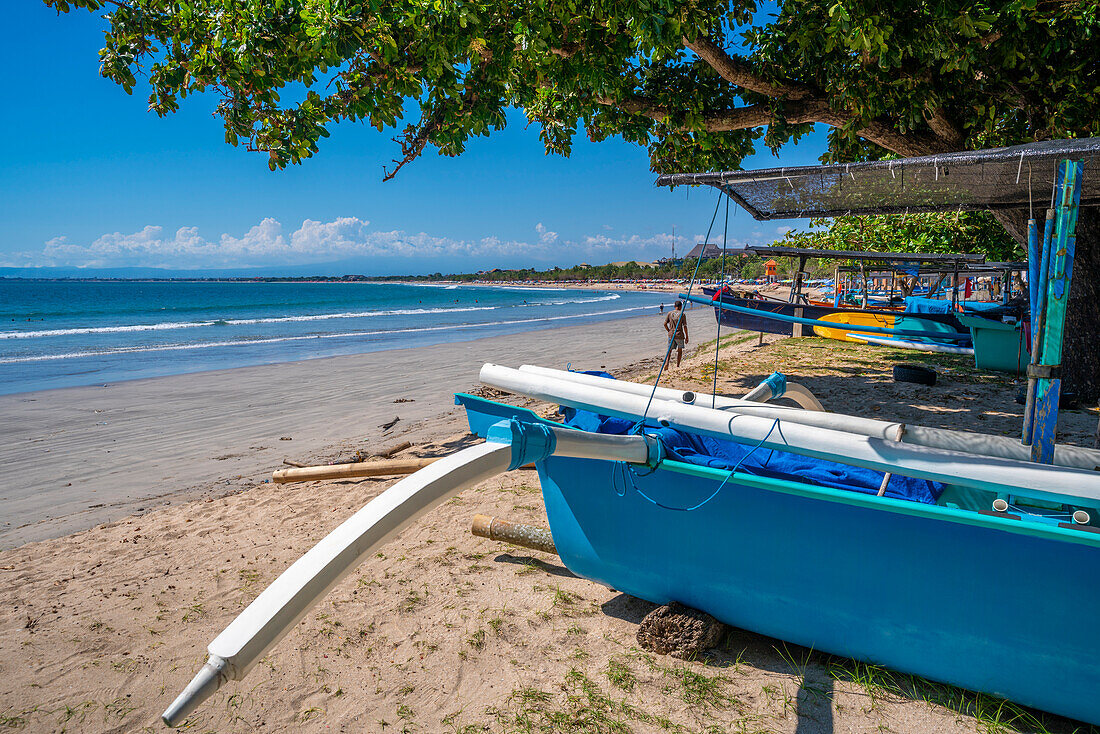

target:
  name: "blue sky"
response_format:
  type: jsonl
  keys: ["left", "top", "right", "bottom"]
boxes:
{"left": 2, "top": 4, "right": 826, "bottom": 275}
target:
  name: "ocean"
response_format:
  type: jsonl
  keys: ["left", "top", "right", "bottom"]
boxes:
{"left": 0, "top": 280, "right": 667, "bottom": 395}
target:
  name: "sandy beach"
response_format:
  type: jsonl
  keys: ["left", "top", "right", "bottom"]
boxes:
{"left": 2, "top": 308, "right": 1097, "bottom": 734}
{"left": 0, "top": 310, "right": 675, "bottom": 550}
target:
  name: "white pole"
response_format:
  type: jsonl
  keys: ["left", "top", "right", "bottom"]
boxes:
{"left": 482, "top": 364, "right": 1100, "bottom": 504}
{"left": 516, "top": 365, "right": 1100, "bottom": 473}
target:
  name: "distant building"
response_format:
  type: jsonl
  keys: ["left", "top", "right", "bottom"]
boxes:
{"left": 609, "top": 260, "right": 658, "bottom": 267}
{"left": 684, "top": 242, "right": 734, "bottom": 260}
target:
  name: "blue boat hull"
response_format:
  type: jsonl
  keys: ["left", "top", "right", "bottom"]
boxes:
{"left": 538, "top": 454, "right": 1100, "bottom": 725}
{"left": 700, "top": 288, "right": 965, "bottom": 337}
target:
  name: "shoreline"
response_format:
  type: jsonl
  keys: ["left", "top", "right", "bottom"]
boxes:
{"left": 1, "top": 282, "right": 667, "bottom": 397}
{"left": 0, "top": 311, "right": 682, "bottom": 550}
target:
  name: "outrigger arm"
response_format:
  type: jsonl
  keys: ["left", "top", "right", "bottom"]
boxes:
{"left": 162, "top": 420, "right": 656, "bottom": 726}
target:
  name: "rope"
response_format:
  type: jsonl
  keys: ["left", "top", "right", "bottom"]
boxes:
{"left": 616, "top": 418, "right": 783, "bottom": 513}
{"left": 637, "top": 190, "right": 723, "bottom": 428}
{"left": 711, "top": 197, "right": 729, "bottom": 403}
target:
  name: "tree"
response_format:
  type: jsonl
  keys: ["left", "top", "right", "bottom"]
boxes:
{"left": 781, "top": 212, "right": 1024, "bottom": 262}
{"left": 50, "top": 0, "right": 1100, "bottom": 395}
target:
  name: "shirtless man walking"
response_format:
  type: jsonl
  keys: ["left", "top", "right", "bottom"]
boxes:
{"left": 663, "top": 300, "right": 688, "bottom": 369}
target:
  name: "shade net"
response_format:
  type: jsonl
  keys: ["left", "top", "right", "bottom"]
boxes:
{"left": 655, "top": 138, "right": 1100, "bottom": 220}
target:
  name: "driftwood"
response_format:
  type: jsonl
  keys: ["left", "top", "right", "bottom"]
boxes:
{"left": 272, "top": 457, "right": 437, "bottom": 484}
{"left": 282, "top": 459, "right": 308, "bottom": 468}
{"left": 379, "top": 416, "right": 401, "bottom": 431}
{"left": 636, "top": 601, "right": 728, "bottom": 659}
{"left": 377, "top": 440, "right": 412, "bottom": 458}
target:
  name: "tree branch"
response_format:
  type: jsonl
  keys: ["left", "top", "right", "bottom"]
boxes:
{"left": 924, "top": 105, "right": 964, "bottom": 146}
{"left": 601, "top": 93, "right": 958, "bottom": 155}
{"left": 596, "top": 94, "right": 772, "bottom": 130}
{"left": 683, "top": 33, "right": 814, "bottom": 100}
{"left": 383, "top": 109, "right": 444, "bottom": 181}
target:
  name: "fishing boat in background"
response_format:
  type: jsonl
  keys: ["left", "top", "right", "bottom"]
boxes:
{"left": 700, "top": 246, "right": 1027, "bottom": 343}
{"left": 160, "top": 139, "right": 1100, "bottom": 728}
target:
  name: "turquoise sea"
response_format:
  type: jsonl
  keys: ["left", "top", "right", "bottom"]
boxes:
{"left": 0, "top": 280, "right": 667, "bottom": 395}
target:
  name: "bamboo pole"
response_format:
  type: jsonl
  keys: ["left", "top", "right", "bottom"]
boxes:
{"left": 273, "top": 458, "right": 438, "bottom": 484}
{"left": 273, "top": 455, "right": 539, "bottom": 483}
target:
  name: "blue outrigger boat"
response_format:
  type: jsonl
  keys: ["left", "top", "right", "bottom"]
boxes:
{"left": 163, "top": 140, "right": 1100, "bottom": 728}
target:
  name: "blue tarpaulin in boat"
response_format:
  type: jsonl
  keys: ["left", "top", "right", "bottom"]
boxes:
{"left": 905, "top": 296, "right": 1013, "bottom": 317}
{"left": 904, "top": 296, "right": 955, "bottom": 314}
{"left": 561, "top": 377, "right": 944, "bottom": 505}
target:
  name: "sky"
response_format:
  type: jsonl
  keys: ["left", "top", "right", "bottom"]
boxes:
{"left": 1, "top": 4, "right": 827, "bottom": 276}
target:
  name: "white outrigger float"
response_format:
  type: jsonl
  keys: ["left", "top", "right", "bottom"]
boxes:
{"left": 166, "top": 140, "right": 1100, "bottom": 727}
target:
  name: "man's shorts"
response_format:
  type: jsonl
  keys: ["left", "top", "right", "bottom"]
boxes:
{"left": 670, "top": 336, "right": 685, "bottom": 349}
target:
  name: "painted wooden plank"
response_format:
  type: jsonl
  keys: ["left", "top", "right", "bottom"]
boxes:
{"left": 1032, "top": 160, "right": 1084, "bottom": 463}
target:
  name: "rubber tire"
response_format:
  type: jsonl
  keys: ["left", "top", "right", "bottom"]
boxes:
{"left": 892, "top": 364, "right": 937, "bottom": 386}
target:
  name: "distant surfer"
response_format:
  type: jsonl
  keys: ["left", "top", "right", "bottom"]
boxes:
{"left": 663, "top": 300, "right": 688, "bottom": 369}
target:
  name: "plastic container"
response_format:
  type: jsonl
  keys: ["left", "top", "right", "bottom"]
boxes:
{"left": 957, "top": 314, "right": 1029, "bottom": 373}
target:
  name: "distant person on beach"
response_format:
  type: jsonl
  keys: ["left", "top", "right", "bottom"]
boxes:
{"left": 663, "top": 301, "right": 688, "bottom": 368}
{"left": 659, "top": 303, "right": 664, "bottom": 313}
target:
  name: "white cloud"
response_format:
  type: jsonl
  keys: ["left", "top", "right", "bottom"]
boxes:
{"left": 6, "top": 217, "right": 786, "bottom": 271}
{"left": 534, "top": 222, "right": 558, "bottom": 245}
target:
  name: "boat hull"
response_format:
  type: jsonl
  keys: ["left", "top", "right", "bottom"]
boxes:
{"left": 700, "top": 288, "right": 964, "bottom": 337}
{"left": 538, "top": 455, "right": 1100, "bottom": 726}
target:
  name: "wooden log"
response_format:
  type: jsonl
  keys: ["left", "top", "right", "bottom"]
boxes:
{"left": 273, "top": 458, "right": 438, "bottom": 484}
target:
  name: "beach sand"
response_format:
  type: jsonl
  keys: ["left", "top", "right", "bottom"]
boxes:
{"left": 1, "top": 310, "right": 1097, "bottom": 733}
{"left": 0, "top": 311, "right": 674, "bottom": 550}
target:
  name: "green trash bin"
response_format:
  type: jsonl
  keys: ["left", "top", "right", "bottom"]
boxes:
{"left": 957, "top": 314, "right": 1030, "bottom": 373}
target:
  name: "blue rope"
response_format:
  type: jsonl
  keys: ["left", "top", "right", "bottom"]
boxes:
{"left": 616, "top": 418, "right": 783, "bottom": 513}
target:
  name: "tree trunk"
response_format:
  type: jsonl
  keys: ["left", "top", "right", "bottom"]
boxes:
{"left": 1062, "top": 208, "right": 1100, "bottom": 403}
{"left": 996, "top": 207, "right": 1100, "bottom": 404}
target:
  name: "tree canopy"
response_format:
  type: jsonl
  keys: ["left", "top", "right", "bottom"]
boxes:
{"left": 49, "top": 0, "right": 1099, "bottom": 177}
{"left": 779, "top": 211, "right": 1024, "bottom": 262}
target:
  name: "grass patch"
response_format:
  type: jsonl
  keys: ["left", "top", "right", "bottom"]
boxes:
{"left": 489, "top": 669, "right": 678, "bottom": 734}
{"left": 467, "top": 629, "right": 486, "bottom": 651}
{"left": 605, "top": 659, "right": 637, "bottom": 692}
{"left": 658, "top": 663, "right": 735, "bottom": 710}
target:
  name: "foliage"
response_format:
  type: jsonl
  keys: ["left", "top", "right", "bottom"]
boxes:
{"left": 376, "top": 253, "right": 761, "bottom": 283}
{"left": 779, "top": 211, "right": 1025, "bottom": 262}
{"left": 46, "top": 0, "right": 1099, "bottom": 176}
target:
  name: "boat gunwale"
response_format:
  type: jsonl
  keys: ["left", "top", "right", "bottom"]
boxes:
{"left": 652, "top": 457, "right": 1100, "bottom": 550}
{"left": 456, "top": 393, "right": 1100, "bottom": 551}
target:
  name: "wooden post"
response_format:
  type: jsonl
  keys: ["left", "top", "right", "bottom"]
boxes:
{"left": 792, "top": 308, "right": 803, "bottom": 338}
{"left": 1030, "top": 159, "right": 1084, "bottom": 464}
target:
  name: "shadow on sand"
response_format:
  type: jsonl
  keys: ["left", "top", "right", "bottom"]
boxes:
{"left": 600, "top": 591, "right": 1094, "bottom": 734}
